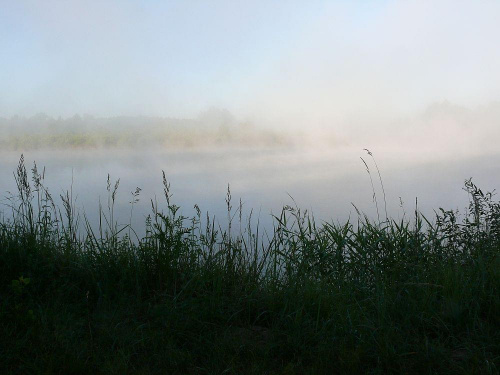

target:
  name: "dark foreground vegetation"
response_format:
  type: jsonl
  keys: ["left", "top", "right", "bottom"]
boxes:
{"left": 1, "top": 157, "right": 499, "bottom": 374}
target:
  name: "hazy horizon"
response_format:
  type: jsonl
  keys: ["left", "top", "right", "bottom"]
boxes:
{"left": 1, "top": 0, "right": 499, "bottom": 232}
{"left": 2, "top": 0, "right": 500, "bottom": 131}
{"left": 1, "top": 100, "right": 499, "bottom": 162}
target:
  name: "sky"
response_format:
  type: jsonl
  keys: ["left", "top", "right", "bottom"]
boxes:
{"left": 1, "top": 0, "right": 500, "bottom": 125}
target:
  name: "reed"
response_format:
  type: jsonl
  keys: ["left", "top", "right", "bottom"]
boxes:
{"left": 0, "top": 156, "right": 498, "bottom": 374}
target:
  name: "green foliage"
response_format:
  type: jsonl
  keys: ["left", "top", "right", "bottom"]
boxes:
{"left": 0, "top": 116, "right": 289, "bottom": 150}
{"left": 0, "top": 157, "right": 499, "bottom": 374}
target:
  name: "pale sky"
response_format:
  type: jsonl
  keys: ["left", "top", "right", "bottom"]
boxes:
{"left": 1, "top": 0, "right": 499, "bottom": 124}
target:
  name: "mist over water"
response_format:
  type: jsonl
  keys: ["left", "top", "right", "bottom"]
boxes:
{"left": 2, "top": 4, "right": 500, "bottom": 372}
{"left": 1, "top": 1, "right": 500, "bottom": 236}
{"left": 1, "top": 136, "right": 498, "bottom": 238}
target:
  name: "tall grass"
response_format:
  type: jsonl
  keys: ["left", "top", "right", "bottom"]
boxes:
{"left": 0, "top": 156, "right": 498, "bottom": 374}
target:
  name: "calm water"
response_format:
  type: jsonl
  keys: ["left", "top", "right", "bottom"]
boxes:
{"left": 1, "top": 148, "right": 499, "bottom": 237}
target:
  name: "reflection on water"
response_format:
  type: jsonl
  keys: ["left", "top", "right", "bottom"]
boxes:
{"left": 1, "top": 148, "right": 499, "bottom": 238}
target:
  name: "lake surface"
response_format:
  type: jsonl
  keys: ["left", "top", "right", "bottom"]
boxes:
{"left": 1, "top": 147, "right": 499, "bottom": 238}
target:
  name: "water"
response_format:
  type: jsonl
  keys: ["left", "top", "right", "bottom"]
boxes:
{"left": 1, "top": 147, "right": 499, "bottom": 237}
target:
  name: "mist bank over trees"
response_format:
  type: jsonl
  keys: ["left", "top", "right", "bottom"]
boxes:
{"left": 396, "top": 101, "right": 500, "bottom": 158}
{"left": 0, "top": 108, "right": 291, "bottom": 151}
{"left": 313, "top": 100, "right": 500, "bottom": 160}
{"left": 1, "top": 102, "right": 499, "bottom": 156}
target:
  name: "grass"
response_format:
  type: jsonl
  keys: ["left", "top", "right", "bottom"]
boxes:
{"left": 0, "top": 155, "right": 499, "bottom": 374}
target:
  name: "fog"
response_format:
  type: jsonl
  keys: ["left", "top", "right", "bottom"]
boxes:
{"left": 2, "top": 1, "right": 500, "bottom": 123}
{"left": 1, "top": 1, "right": 499, "bottom": 233}
{"left": 1, "top": 101, "right": 499, "bottom": 161}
